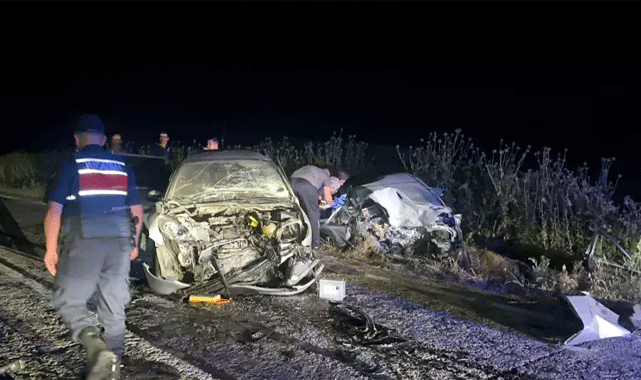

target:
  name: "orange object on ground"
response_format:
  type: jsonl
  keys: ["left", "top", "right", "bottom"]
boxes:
{"left": 188, "top": 295, "right": 231, "bottom": 306}
{"left": 189, "top": 295, "right": 221, "bottom": 303}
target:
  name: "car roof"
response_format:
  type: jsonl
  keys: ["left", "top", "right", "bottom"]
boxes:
{"left": 343, "top": 173, "right": 447, "bottom": 207}
{"left": 183, "top": 149, "right": 271, "bottom": 163}
{"left": 359, "top": 173, "right": 427, "bottom": 190}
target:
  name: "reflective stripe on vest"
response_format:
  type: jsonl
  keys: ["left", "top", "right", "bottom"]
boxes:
{"left": 76, "top": 158, "right": 128, "bottom": 196}
{"left": 74, "top": 155, "right": 131, "bottom": 238}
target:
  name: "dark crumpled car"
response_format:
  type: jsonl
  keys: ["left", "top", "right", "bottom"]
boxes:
{"left": 320, "top": 173, "right": 469, "bottom": 267}
{"left": 138, "top": 150, "right": 323, "bottom": 296}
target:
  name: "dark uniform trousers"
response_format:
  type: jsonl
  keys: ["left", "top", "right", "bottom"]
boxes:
{"left": 51, "top": 235, "right": 132, "bottom": 359}
{"left": 290, "top": 177, "right": 321, "bottom": 248}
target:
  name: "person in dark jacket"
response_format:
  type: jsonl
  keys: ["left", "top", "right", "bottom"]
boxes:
{"left": 109, "top": 134, "right": 128, "bottom": 154}
{"left": 44, "top": 114, "right": 142, "bottom": 380}
{"left": 150, "top": 131, "right": 171, "bottom": 158}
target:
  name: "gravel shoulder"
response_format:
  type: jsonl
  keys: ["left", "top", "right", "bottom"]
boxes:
{"left": 2, "top": 196, "right": 641, "bottom": 379}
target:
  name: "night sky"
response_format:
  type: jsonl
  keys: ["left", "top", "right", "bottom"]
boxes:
{"left": 1, "top": 4, "right": 639, "bottom": 198}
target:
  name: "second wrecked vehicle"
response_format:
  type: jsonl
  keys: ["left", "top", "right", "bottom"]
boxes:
{"left": 140, "top": 150, "right": 323, "bottom": 296}
{"left": 320, "top": 173, "right": 469, "bottom": 267}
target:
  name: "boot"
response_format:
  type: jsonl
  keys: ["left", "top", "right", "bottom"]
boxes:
{"left": 78, "top": 326, "right": 120, "bottom": 380}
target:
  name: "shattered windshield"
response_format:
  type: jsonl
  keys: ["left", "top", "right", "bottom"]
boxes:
{"left": 167, "top": 160, "right": 291, "bottom": 202}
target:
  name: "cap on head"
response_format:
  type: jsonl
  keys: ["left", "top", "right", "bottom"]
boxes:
{"left": 76, "top": 114, "right": 105, "bottom": 134}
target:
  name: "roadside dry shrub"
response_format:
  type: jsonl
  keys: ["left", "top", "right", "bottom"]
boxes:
{"left": 398, "top": 134, "right": 640, "bottom": 258}
{"left": 421, "top": 257, "right": 468, "bottom": 281}
{"left": 0, "top": 152, "right": 40, "bottom": 189}
{"left": 393, "top": 130, "right": 641, "bottom": 300}
{"left": 551, "top": 265, "right": 587, "bottom": 294}
{"left": 254, "top": 131, "right": 370, "bottom": 176}
{"left": 589, "top": 261, "right": 641, "bottom": 303}
{"left": 530, "top": 260, "right": 589, "bottom": 294}
{"left": 476, "top": 249, "right": 522, "bottom": 283}
{"left": 528, "top": 256, "right": 553, "bottom": 285}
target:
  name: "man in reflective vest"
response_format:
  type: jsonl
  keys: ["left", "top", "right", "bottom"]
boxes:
{"left": 44, "top": 114, "right": 143, "bottom": 380}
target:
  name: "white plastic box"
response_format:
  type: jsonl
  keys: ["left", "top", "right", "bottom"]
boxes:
{"left": 318, "top": 279, "right": 345, "bottom": 302}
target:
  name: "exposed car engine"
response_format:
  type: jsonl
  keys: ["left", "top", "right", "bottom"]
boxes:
{"left": 152, "top": 201, "right": 311, "bottom": 286}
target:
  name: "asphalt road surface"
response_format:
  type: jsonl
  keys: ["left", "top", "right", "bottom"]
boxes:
{"left": 1, "top": 194, "right": 641, "bottom": 380}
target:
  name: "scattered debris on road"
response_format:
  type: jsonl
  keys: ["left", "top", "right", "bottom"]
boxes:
{"left": 319, "top": 279, "right": 346, "bottom": 302}
{"left": 565, "top": 292, "right": 632, "bottom": 345}
{"left": 329, "top": 303, "right": 406, "bottom": 346}
{"left": 239, "top": 326, "right": 276, "bottom": 343}
{"left": 0, "top": 359, "right": 26, "bottom": 376}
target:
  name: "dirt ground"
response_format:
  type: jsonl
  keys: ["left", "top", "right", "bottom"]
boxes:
{"left": 2, "top": 194, "right": 641, "bottom": 379}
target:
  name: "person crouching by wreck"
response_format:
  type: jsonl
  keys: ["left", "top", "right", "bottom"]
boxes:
{"left": 289, "top": 165, "right": 348, "bottom": 248}
{"left": 44, "top": 114, "right": 143, "bottom": 380}
{"left": 320, "top": 174, "right": 349, "bottom": 219}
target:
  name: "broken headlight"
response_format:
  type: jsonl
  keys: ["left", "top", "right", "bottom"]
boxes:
{"left": 158, "top": 215, "right": 192, "bottom": 241}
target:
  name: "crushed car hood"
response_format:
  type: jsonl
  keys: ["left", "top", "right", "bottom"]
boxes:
{"left": 368, "top": 187, "right": 453, "bottom": 228}
{"left": 348, "top": 173, "right": 448, "bottom": 207}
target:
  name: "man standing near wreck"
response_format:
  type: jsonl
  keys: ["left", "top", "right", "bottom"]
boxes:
{"left": 43, "top": 114, "right": 143, "bottom": 380}
{"left": 151, "top": 131, "right": 172, "bottom": 159}
{"left": 289, "top": 165, "right": 347, "bottom": 248}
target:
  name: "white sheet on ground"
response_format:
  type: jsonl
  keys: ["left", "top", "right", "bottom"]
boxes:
{"left": 564, "top": 292, "right": 631, "bottom": 346}
{"left": 368, "top": 187, "right": 452, "bottom": 228}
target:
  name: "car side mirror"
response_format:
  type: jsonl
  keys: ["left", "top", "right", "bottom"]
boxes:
{"left": 147, "top": 190, "right": 163, "bottom": 202}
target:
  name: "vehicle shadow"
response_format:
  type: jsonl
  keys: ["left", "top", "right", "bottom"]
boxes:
{"left": 0, "top": 198, "right": 39, "bottom": 257}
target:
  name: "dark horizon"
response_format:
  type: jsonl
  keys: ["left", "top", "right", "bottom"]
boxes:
{"left": 2, "top": 4, "right": 639, "bottom": 200}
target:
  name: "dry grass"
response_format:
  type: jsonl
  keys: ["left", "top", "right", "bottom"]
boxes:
{"left": 472, "top": 248, "right": 521, "bottom": 282}
{"left": 325, "top": 240, "right": 598, "bottom": 300}
{"left": 589, "top": 261, "right": 641, "bottom": 303}
{"left": 0, "top": 185, "right": 46, "bottom": 200}
{"left": 0, "top": 152, "right": 40, "bottom": 189}
{"left": 539, "top": 265, "right": 589, "bottom": 295}
{"left": 419, "top": 257, "right": 479, "bottom": 283}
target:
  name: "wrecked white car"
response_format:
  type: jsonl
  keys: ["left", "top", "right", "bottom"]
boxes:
{"left": 320, "top": 173, "right": 469, "bottom": 267}
{"left": 140, "top": 150, "right": 323, "bottom": 297}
